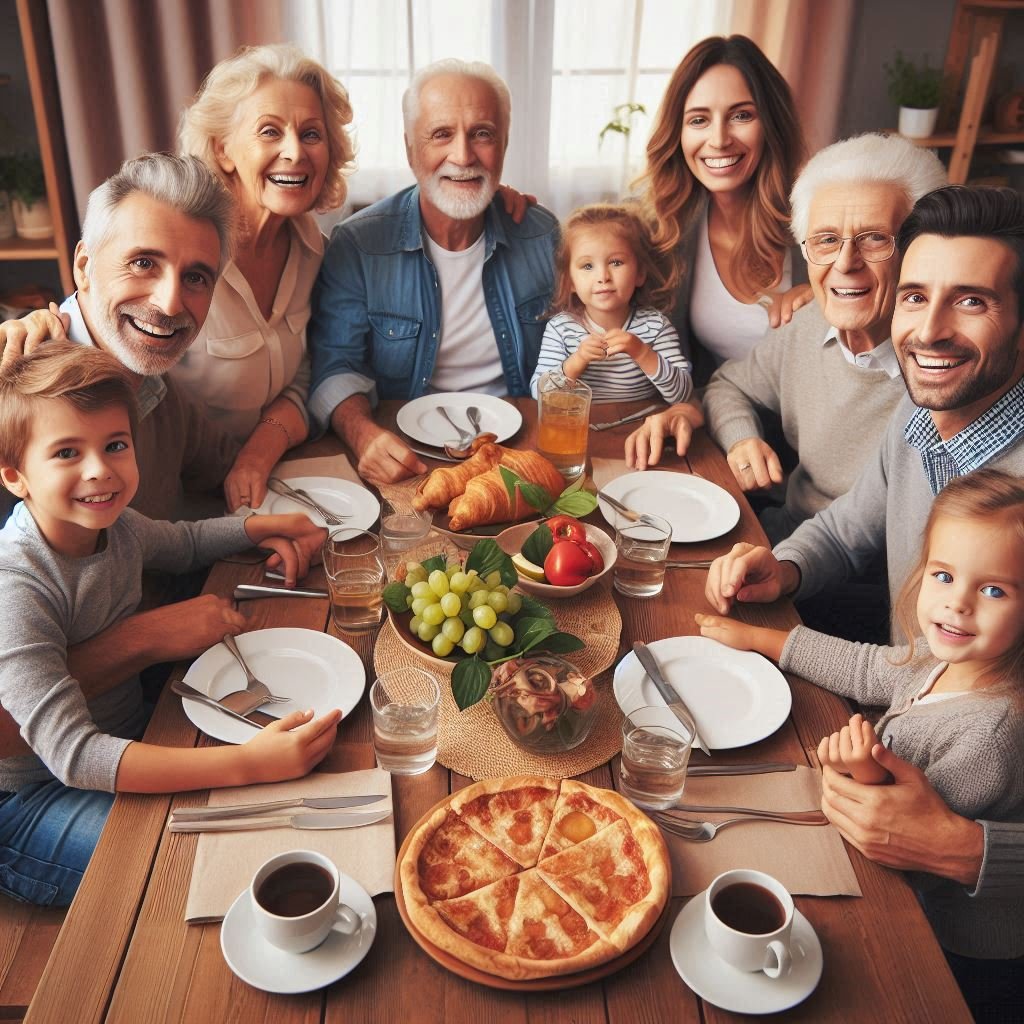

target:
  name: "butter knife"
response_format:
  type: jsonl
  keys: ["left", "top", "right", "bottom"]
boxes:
{"left": 589, "top": 403, "right": 661, "bottom": 431}
{"left": 171, "top": 680, "right": 262, "bottom": 729}
{"left": 632, "top": 641, "right": 710, "bottom": 755}
{"left": 171, "top": 793, "right": 388, "bottom": 821}
{"left": 687, "top": 763, "right": 796, "bottom": 777}
{"left": 168, "top": 807, "right": 392, "bottom": 832}
{"left": 233, "top": 584, "right": 328, "bottom": 600}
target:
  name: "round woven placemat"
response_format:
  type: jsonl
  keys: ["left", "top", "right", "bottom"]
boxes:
{"left": 373, "top": 582, "right": 624, "bottom": 780}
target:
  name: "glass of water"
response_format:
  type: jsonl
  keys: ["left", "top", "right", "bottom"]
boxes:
{"left": 323, "top": 528, "right": 386, "bottom": 634}
{"left": 618, "top": 705, "right": 694, "bottom": 809}
{"left": 370, "top": 668, "right": 441, "bottom": 775}
{"left": 613, "top": 512, "right": 673, "bottom": 598}
{"left": 379, "top": 498, "right": 433, "bottom": 576}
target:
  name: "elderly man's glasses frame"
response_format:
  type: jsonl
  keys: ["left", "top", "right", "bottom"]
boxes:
{"left": 800, "top": 231, "right": 897, "bottom": 266}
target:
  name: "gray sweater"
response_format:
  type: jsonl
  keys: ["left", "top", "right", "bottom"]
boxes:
{"left": 783, "top": 626, "right": 1024, "bottom": 958}
{"left": 0, "top": 505, "right": 250, "bottom": 793}
{"left": 703, "top": 304, "right": 907, "bottom": 539}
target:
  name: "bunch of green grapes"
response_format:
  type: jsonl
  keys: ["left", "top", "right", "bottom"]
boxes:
{"left": 403, "top": 561, "right": 523, "bottom": 659}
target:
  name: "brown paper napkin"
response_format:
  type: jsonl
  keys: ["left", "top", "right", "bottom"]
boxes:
{"left": 183, "top": 768, "right": 395, "bottom": 923}
{"left": 590, "top": 457, "right": 631, "bottom": 493}
{"left": 665, "top": 766, "right": 861, "bottom": 897}
{"left": 278, "top": 452, "right": 363, "bottom": 486}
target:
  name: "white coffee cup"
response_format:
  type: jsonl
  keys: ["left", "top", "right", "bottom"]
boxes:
{"left": 704, "top": 869, "right": 794, "bottom": 978}
{"left": 250, "top": 850, "right": 360, "bottom": 954}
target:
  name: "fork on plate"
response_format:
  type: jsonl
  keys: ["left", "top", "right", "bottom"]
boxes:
{"left": 220, "top": 634, "right": 289, "bottom": 715}
{"left": 267, "top": 477, "right": 348, "bottom": 525}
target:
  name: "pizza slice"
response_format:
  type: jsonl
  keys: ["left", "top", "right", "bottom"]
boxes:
{"left": 537, "top": 779, "right": 625, "bottom": 859}
{"left": 433, "top": 873, "right": 521, "bottom": 954}
{"left": 451, "top": 777, "right": 559, "bottom": 868}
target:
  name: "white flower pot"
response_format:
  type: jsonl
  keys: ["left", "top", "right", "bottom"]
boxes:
{"left": 0, "top": 191, "right": 14, "bottom": 240}
{"left": 12, "top": 196, "right": 53, "bottom": 241}
{"left": 898, "top": 106, "right": 939, "bottom": 139}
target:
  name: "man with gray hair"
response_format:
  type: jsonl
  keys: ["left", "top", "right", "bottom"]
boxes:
{"left": 308, "top": 58, "right": 558, "bottom": 484}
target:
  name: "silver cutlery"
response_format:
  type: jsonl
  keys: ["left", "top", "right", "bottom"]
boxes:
{"left": 666, "top": 560, "right": 713, "bottom": 569}
{"left": 687, "top": 762, "right": 797, "bottom": 777}
{"left": 220, "top": 634, "right": 289, "bottom": 714}
{"left": 672, "top": 803, "right": 823, "bottom": 817}
{"left": 267, "top": 477, "right": 348, "bottom": 526}
{"left": 233, "top": 584, "right": 329, "bottom": 600}
{"left": 632, "top": 641, "right": 711, "bottom": 755}
{"left": 167, "top": 807, "right": 392, "bottom": 833}
{"left": 438, "top": 407, "right": 474, "bottom": 446}
{"left": 589, "top": 403, "right": 662, "bottom": 431}
{"left": 597, "top": 490, "right": 664, "bottom": 529}
{"left": 654, "top": 810, "right": 827, "bottom": 842}
{"left": 171, "top": 793, "right": 388, "bottom": 822}
{"left": 170, "top": 680, "right": 263, "bottom": 729}
{"left": 406, "top": 443, "right": 459, "bottom": 463}
{"left": 467, "top": 405, "right": 483, "bottom": 436}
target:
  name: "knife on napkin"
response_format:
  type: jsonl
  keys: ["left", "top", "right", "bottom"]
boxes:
{"left": 171, "top": 793, "right": 388, "bottom": 821}
{"left": 168, "top": 807, "right": 392, "bottom": 833}
{"left": 632, "top": 641, "right": 711, "bottom": 755}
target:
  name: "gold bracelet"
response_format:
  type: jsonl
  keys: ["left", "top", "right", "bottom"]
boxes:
{"left": 259, "top": 416, "right": 293, "bottom": 447}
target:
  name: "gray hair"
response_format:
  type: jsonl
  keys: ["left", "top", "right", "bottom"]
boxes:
{"left": 790, "top": 133, "right": 947, "bottom": 244}
{"left": 81, "top": 153, "right": 234, "bottom": 270}
{"left": 402, "top": 58, "right": 511, "bottom": 139}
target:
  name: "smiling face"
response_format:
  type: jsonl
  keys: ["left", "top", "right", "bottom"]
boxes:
{"left": 893, "top": 234, "right": 1024, "bottom": 437}
{"left": 568, "top": 226, "right": 644, "bottom": 329}
{"left": 680, "top": 63, "right": 764, "bottom": 196}
{"left": 74, "top": 192, "right": 221, "bottom": 377}
{"left": 407, "top": 72, "right": 505, "bottom": 222}
{"left": 805, "top": 181, "right": 909, "bottom": 350}
{"left": 916, "top": 513, "right": 1024, "bottom": 680}
{"left": 216, "top": 78, "right": 329, "bottom": 221}
{"left": 1, "top": 399, "right": 138, "bottom": 557}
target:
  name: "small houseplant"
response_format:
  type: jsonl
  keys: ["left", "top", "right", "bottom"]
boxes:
{"left": 885, "top": 52, "right": 944, "bottom": 138}
{"left": 0, "top": 155, "right": 15, "bottom": 240}
{"left": 10, "top": 153, "right": 52, "bottom": 241}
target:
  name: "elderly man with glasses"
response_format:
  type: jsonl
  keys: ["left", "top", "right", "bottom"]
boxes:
{"left": 627, "top": 133, "right": 947, "bottom": 546}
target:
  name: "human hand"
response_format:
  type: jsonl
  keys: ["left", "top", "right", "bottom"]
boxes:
{"left": 0, "top": 303, "right": 71, "bottom": 368}
{"left": 577, "top": 334, "right": 608, "bottom": 365}
{"left": 242, "top": 707, "right": 342, "bottom": 782}
{"left": 705, "top": 543, "right": 796, "bottom": 613}
{"left": 603, "top": 328, "right": 644, "bottom": 360}
{"left": 760, "top": 284, "right": 814, "bottom": 329}
{"left": 244, "top": 512, "right": 327, "bottom": 587}
{"left": 356, "top": 427, "right": 426, "bottom": 486}
{"left": 817, "top": 714, "right": 890, "bottom": 784}
{"left": 498, "top": 183, "right": 538, "bottom": 224}
{"left": 727, "top": 437, "right": 784, "bottom": 492}
{"left": 224, "top": 452, "right": 272, "bottom": 512}
{"left": 142, "top": 596, "right": 247, "bottom": 661}
{"left": 625, "top": 404, "right": 699, "bottom": 470}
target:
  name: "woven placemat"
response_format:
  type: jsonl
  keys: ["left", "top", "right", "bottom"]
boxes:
{"left": 373, "top": 582, "right": 624, "bottom": 780}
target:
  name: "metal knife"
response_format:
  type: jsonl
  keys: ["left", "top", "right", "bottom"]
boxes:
{"left": 687, "top": 763, "right": 797, "bottom": 777}
{"left": 171, "top": 680, "right": 262, "bottom": 729}
{"left": 233, "top": 584, "right": 328, "bottom": 600}
{"left": 632, "top": 641, "right": 711, "bottom": 755}
{"left": 406, "top": 443, "right": 458, "bottom": 463}
{"left": 171, "top": 794, "right": 388, "bottom": 822}
{"left": 589, "top": 403, "right": 662, "bottom": 431}
{"left": 167, "top": 807, "right": 392, "bottom": 833}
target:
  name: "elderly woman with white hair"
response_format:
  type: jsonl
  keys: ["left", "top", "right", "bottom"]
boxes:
{"left": 174, "top": 44, "right": 355, "bottom": 512}
{"left": 626, "top": 131, "right": 947, "bottom": 544}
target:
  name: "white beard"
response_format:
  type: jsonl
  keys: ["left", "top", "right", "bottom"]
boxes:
{"left": 91, "top": 302, "right": 197, "bottom": 376}
{"left": 420, "top": 161, "right": 498, "bottom": 220}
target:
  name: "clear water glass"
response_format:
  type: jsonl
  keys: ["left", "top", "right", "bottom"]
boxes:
{"left": 370, "top": 668, "right": 441, "bottom": 775}
{"left": 323, "top": 528, "right": 385, "bottom": 634}
{"left": 619, "top": 705, "right": 694, "bottom": 809}
{"left": 613, "top": 512, "right": 673, "bottom": 598}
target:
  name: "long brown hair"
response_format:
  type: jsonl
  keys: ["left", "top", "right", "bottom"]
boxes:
{"left": 635, "top": 35, "right": 805, "bottom": 293}
{"left": 891, "top": 469, "right": 1024, "bottom": 695}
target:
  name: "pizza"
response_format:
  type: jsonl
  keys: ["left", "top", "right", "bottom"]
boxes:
{"left": 398, "top": 776, "right": 669, "bottom": 980}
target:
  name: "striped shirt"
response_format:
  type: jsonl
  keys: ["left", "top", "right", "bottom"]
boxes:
{"left": 529, "top": 307, "right": 692, "bottom": 403}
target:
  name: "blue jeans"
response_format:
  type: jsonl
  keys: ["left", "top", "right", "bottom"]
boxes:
{"left": 0, "top": 781, "right": 113, "bottom": 906}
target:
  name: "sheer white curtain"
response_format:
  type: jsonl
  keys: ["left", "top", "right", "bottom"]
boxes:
{"left": 285, "top": 0, "right": 731, "bottom": 219}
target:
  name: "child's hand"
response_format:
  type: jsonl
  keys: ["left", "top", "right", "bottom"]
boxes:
{"left": 603, "top": 329, "right": 644, "bottom": 360}
{"left": 760, "top": 284, "right": 814, "bottom": 329}
{"left": 694, "top": 613, "right": 790, "bottom": 661}
{"left": 243, "top": 707, "right": 342, "bottom": 782}
{"left": 817, "top": 714, "right": 891, "bottom": 785}
{"left": 577, "top": 334, "right": 608, "bottom": 364}
{"left": 244, "top": 513, "right": 328, "bottom": 587}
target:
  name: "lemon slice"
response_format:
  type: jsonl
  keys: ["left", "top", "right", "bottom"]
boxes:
{"left": 511, "top": 552, "right": 546, "bottom": 582}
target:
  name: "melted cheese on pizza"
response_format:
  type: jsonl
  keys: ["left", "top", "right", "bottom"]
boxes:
{"left": 456, "top": 784, "right": 559, "bottom": 867}
{"left": 417, "top": 811, "right": 519, "bottom": 901}
{"left": 504, "top": 869, "right": 600, "bottom": 961}
{"left": 539, "top": 785, "right": 623, "bottom": 859}
{"left": 434, "top": 874, "right": 521, "bottom": 952}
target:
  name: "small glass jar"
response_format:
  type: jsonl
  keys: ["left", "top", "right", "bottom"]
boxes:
{"left": 489, "top": 655, "right": 597, "bottom": 753}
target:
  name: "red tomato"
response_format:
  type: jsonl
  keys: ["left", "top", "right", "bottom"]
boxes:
{"left": 575, "top": 538, "right": 604, "bottom": 574}
{"left": 544, "top": 539, "right": 594, "bottom": 586}
{"left": 545, "top": 514, "right": 588, "bottom": 544}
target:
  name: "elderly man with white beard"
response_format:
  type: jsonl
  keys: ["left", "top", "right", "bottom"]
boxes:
{"left": 308, "top": 58, "right": 559, "bottom": 484}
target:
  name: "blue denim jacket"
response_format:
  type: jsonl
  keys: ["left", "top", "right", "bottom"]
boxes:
{"left": 308, "top": 186, "right": 558, "bottom": 431}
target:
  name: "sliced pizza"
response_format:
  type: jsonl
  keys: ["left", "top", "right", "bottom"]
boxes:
{"left": 537, "top": 778, "right": 626, "bottom": 858}
{"left": 434, "top": 874, "right": 521, "bottom": 957}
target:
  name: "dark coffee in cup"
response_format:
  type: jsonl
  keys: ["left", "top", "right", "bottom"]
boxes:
{"left": 711, "top": 882, "right": 786, "bottom": 934}
{"left": 255, "top": 862, "right": 334, "bottom": 918}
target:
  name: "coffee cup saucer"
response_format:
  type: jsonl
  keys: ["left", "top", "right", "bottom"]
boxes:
{"left": 669, "top": 890, "right": 823, "bottom": 1015}
{"left": 220, "top": 872, "right": 377, "bottom": 994}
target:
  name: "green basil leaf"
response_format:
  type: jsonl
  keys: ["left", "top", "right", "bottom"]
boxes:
{"left": 533, "top": 631, "right": 586, "bottom": 655}
{"left": 552, "top": 490, "right": 599, "bottom": 517}
{"left": 521, "top": 524, "right": 554, "bottom": 567}
{"left": 561, "top": 475, "right": 586, "bottom": 495}
{"left": 499, "top": 465, "right": 519, "bottom": 504}
{"left": 514, "top": 615, "right": 556, "bottom": 653}
{"left": 517, "top": 593, "right": 555, "bottom": 623}
{"left": 420, "top": 553, "right": 448, "bottom": 574}
{"left": 451, "top": 656, "right": 492, "bottom": 711}
{"left": 382, "top": 582, "right": 411, "bottom": 613}
{"left": 517, "top": 480, "right": 553, "bottom": 512}
{"left": 466, "top": 538, "right": 518, "bottom": 587}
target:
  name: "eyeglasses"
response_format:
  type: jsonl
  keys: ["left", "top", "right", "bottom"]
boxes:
{"left": 801, "top": 231, "right": 897, "bottom": 266}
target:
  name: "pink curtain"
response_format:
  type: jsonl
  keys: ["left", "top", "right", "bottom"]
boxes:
{"left": 731, "top": 0, "right": 856, "bottom": 154}
{"left": 46, "top": 0, "right": 287, "bottom": 221}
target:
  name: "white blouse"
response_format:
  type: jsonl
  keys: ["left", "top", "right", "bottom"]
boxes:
{"left": 169, "top": 213, "right": 324, "bottom": 443}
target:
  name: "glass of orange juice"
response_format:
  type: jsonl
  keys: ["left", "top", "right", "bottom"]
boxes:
{"left": 536, "top": 371, "right": 592, "bottom": 481}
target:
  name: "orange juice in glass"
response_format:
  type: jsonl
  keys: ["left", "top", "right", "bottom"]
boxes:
{"left": 536, "top": 371, "right": 592, "bottom": 481}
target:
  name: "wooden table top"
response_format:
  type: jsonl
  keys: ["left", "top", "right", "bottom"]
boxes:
{"left": 24, "top": 398, "right": 969, "bottom": 1023}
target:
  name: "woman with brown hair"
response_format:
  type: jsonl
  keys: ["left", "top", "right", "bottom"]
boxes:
{"left": 636, "top": 35, "right": 809, "bottom": 384}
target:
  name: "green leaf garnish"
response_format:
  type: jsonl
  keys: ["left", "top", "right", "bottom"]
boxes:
{"left": 517, "top": 593, "right": 555, "bottom": 623}
{"left": 521, "top": 523, "right": 554, "bottom": 567}
{"left": 514, "top": 615, "right": 556, "bottom": 653}
{"left": 382, "top": 582, "right": 411, "bottom": 613}
{"left": 551, "top": 489, "right": 598, "bottom": 517}
{"left": 452, "top": 657, "right": 492, "bottom": 711}
{"left": 420, "top": 553, "right": 448, "bottom": 574}
{"left": 534, "top": 631, "right": 586, "bottom": 655}
{"left": 498, "top": 465, "right": 554, "bottom": 513}
{"left": 466, "top": 538, "right": 518, "bottom": 588}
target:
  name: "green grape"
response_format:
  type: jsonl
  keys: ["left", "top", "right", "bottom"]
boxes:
{"left": 505, "top": 592, "right": 522, "bottom": 615}
{"left": 417, "top": 620, "right": 440, "bottom": 642}
{"left": 405, "top": 565, "right": 428, "bottom": 586}
{"left": 472, "top": 605, "right": 498, "bottom": 630}
{"left": 486, "top": 591, "right": 508, "bottom": 613}
{"left": 411, "top": 580, "right": 433, "bottom": 600}
{"left": 485, "top": 571, "right": 502, "bottom": 588}
{"left": 405, "top": 593, "right": 414, "bottom": 609}
{"left": 432, "top": 634, "right": 455, "bottom": 657}
{"left": 446, "top": 561, "right": 462, "bottom": 574}
{"left": 461, "top": 626, "right": 485, "bottom": 654}
{"left": 467, "top": 589, "right": 490, "bottom": 609}
{"left": 449, "top": 571, "right": 471, "bottom": 594}
{"left": 411, "top": 596, "right": 431, "bottom": 617}
{"left": 409, "top": 614, "right": 422, "bottom": 634}
{"left": 422, "top": 602, "right": 446, "bottom": 626}
{"left": 441, "top": 617, "right": 465, "bottom": 643}
{"left": 428, "top": 569, "right": 450, "bottom": 597}
{"left": 489, "top": 621, "right": 514, "bottom": 647}
{"left": 466, "top": 573, "right": 485, "bottom": 592}
{"left": 440, "top": 592, "right": 462, "bottom": 617}
{"left": 494, "top": 585, "right": 510, "bottom": 596}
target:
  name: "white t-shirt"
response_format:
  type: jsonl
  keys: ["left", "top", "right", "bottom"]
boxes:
{"left": 425, "top": 233, "right": 505, "bottom": 395}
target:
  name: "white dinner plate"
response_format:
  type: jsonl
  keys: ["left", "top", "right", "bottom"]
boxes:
{"left": 181, "top": 628, "right": 366, "bottom": 744}
{"left": 221, "top": 872, "right": 377, "bottom": 994}
{"left": 670, "top": 892, "right": 823, "bottom": 1015}
{"left": 613, "top": 636, "right": 791, "bottom": 750}
{"left": 598, "top": 471, "right": 740, "bottom": 543}
{"left": 244, "top": 477, "right": 380, "bottom": 531}
{"left": 396, "top": 392, "right": 523, "bottom": 446}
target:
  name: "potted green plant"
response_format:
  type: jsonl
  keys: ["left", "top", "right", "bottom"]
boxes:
{"left": 0, "top": 154, "right": 15, "bottom": 240}
{"left": 885, "top": 51, "right": 944, "bottom": 139}
{"left": 10, "top": 153, "right": 52, "bottom": 241}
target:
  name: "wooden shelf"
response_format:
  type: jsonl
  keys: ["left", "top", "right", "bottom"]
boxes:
{"left": 0, "top": 235, "right": 60, "bottom": 260}
{"left": 893, "top": 128, "right": 1024, "bottom": 147}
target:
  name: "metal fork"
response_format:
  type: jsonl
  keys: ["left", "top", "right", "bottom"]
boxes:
{"left": 439, "top": 407, "right": 474, "bottom": 446}
{"left": 267, "top": 477, "right": 348, "bottom": 526}
{"left": 597, "top": 490, "right": 664, "bottom": 529}
{"left": 655, "top": 809, "right": 827, "bottom": 842}
{"left": 221, "top": 634, "right": 289, "bottom": 714}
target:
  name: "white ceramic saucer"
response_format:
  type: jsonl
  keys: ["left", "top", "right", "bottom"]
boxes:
{"left": 220, "top": 872, "right": 377, "bottom": 993}
{"left": 670, "top": 891, "right": 823, "bottom": 1015}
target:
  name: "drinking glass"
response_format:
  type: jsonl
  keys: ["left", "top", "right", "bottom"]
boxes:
{"left": 323, "top": 528, "right": 386, "bottom": 634}
{"left": 618, "top": 705, "right": 694, "bottom": 809}
{"left": 536, "top": 370, "right": 592, "bottom": 481}
{"left": 379, "top": 497, "right": 433, "bottom": 576}
{"left": 613, "top": 512, "right": 673, "bottom": 598}
{"left": 370, "top": 668, "right": 441, "bottom": 775}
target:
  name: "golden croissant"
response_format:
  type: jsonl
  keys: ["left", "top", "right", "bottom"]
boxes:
{"left": 447, "top": 450, "right": 565, "bottom": 531}
{"left": 412, "top": 439, "right": 503, "bottom": 511}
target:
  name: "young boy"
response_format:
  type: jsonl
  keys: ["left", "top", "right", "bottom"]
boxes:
{"left": 0, "top": 343, "right": 341, "bottom": 906}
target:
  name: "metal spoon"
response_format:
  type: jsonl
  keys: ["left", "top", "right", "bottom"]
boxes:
{"left": 467, "top": 406, "right": 483, "bottom": 436}
{"left": 438, "top": 407, "right": 474, "bottom": 447}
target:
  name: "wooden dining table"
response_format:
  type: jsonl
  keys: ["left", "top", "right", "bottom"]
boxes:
{"left": 23, "top": 398, "right": 970, "bottom": 1023}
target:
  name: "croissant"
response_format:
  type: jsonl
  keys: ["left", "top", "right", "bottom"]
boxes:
{"left": 412, "top": 440, "right": 503, "bottom": 511}
{"left": 447, "top": 450, "right": 565, "bottom": 531}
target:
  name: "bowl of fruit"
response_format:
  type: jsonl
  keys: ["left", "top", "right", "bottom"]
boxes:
{"left": 504, "top": 516, "right": 615, "bottom": 599}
